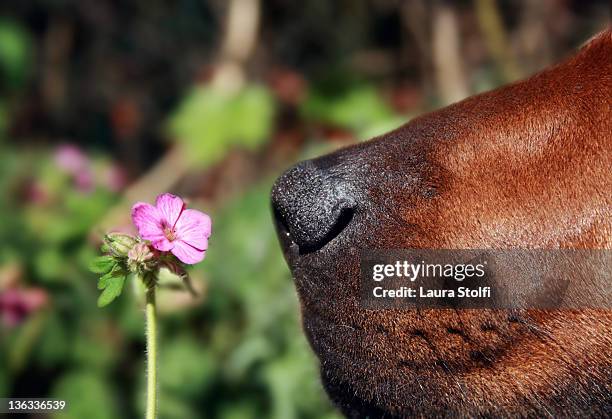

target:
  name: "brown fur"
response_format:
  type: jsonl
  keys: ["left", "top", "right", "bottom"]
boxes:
{"left": 272, "top": 30, "right": 611, "bottom": 417}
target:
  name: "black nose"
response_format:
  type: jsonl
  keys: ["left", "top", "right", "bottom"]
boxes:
{"left": 271, "top": 161, "right": 357, "bottom": 254}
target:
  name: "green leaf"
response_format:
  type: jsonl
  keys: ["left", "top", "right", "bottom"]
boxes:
{"left": 301, "top": 85, "right": 395, "bottom": 137}
{"left": 97, "top": 265, "right": 123, "bottom": 290}
{"left": 88, "top": 255, "right": 115, "bottom": 274}
{"left": 167, "top": 84, "right": 275, "bottom": 165}
{"left": 97, "top": 274, "right": 126, "bottom": 307}
{"left": 0, "top": 20, "right": 32, "bottom": 90}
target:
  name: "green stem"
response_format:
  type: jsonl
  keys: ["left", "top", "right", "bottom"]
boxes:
{"left": 145, "top": 286, "right": 157, "bottom": 419}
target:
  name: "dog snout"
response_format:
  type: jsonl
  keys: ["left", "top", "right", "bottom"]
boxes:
{"left": 271, "top": 160, "right": 357, "bottom": 254}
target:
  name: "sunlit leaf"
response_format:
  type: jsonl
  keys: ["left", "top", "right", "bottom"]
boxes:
{"left": 96, "top": 264, "right": 124, "bottom": 290}
{"left": 167, "top": 84, "right": 275, "bottom": 165}
{"left": 0, "top": 20, "right": 32, "bottom": 89}
{"left": 302, "top": 85, "right": 394, "bottom": 135}
{"left": 89, "top": 255, "right": 115, "bottom": 274}
{"left": 97, "top": 274, "right": 126, "bottom": 307}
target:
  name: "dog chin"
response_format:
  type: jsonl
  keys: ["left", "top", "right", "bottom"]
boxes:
{"left": 290, "top": 259, "right": 555, "bottom": 417}
{"left": 308, "top": 313, "right": 475, "bottom": 418}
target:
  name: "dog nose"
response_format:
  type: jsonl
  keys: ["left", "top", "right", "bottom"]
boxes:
{"left": 271, "top": 161, "right": 356, "bottom": 254}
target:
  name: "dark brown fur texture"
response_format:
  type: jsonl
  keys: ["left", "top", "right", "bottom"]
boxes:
{"left": 271, "top": 30, "right": 611, "bottom": 418}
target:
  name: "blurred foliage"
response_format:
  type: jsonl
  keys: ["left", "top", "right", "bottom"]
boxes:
{"left": 0, "top": 20, "right": 31, "bottom": 91}
{"left": 0, "top": 142, "right": 340, "bottom": 418}
{"left": 168, "top": 86, "right": 275, "bottom": 164}
{"left": 303, "top": 84, "right": 406, "bottom": 139}
{"left": 0, "top": 19, "right": 32, "bottom": 136}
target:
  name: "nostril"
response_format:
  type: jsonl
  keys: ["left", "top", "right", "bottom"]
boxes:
{"left": 271, "top": 163, "right": 358, "bottom": 255}
{"left": 272, "top": 204, "right": 291, "bottom": 239}
{"left": 272, "top": 197, "right": 355, "bottom": 254}
{"left": 298, "top": 205, "right": 354, "bottom": 254}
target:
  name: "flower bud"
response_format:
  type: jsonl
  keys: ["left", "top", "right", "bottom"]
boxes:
{"left": 128, "top": 242, "right": 157, "bottom": 273}
{"left": 104, "top": 233, "right": 138, "bottom": 257}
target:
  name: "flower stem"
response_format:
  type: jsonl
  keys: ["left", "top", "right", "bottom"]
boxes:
{"left": 145, "top": 286, "right": 157, "bottom": 419}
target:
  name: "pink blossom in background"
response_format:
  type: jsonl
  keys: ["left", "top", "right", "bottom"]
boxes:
{"left": 54, "top": 144, "right": 89, "bottom": 175}
{"left": 26, "top": 181, "right": 50, "bottom": 204}
{"left": 131, "top": 193, "right": 212, "bottom": 264}
{"left": 0, "top": 287, "right": 48, "bottom": 328}
{"left": 103, "top": 163, "right": 128, "bottom": 192}
{"left": 54, "top": 144, "right": 95, "bottom": 193}
{"left": 74, "top": 169, "right": 95, "bottom": 192}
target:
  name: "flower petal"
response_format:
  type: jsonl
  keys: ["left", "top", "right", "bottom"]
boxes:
{"left": 171, "top": 240, "right": 206, "bottom": 264}
{"left": 155, "top": 193, "right": 185, "bottom": 227}
{"left": 150, "top": 237, "right": 174, "bottom": 252}
{"left": 131, "top": 202, "right": 174, "bottom": 251}
{"left": 174, "top": 209, "right": 211, "bottom": 250}
{"left": 132, "top": 202, "right": 163, "bottom": 238}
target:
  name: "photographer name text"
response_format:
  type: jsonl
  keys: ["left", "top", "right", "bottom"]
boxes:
{"left": 370, "top": 260, "right": 491, "bottom": 299}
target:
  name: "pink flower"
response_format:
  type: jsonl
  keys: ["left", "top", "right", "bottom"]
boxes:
{"left": 54, "top": 144, "right": 89, "bottom": 175}
{"left": 131, "top": 193, "right": 211, "bottom": 264}
{"left": 74, "top": 170, "right": 95, "bottom": 193}
{"left": 0, "top": 287, "right": 48, "bottom": 328}
{"left": 54, "top": 144, "right": 95, "bottom": 193}
{"left": 103, "top": 163, "right": 127, "bottom": 192}
{"left": 26, "top": 181, "right": 50, "bottom": 204}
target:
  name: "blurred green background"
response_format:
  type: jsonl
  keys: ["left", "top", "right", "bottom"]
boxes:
{"left": 0, "top": 1, "right": 608, "bottom": 418}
